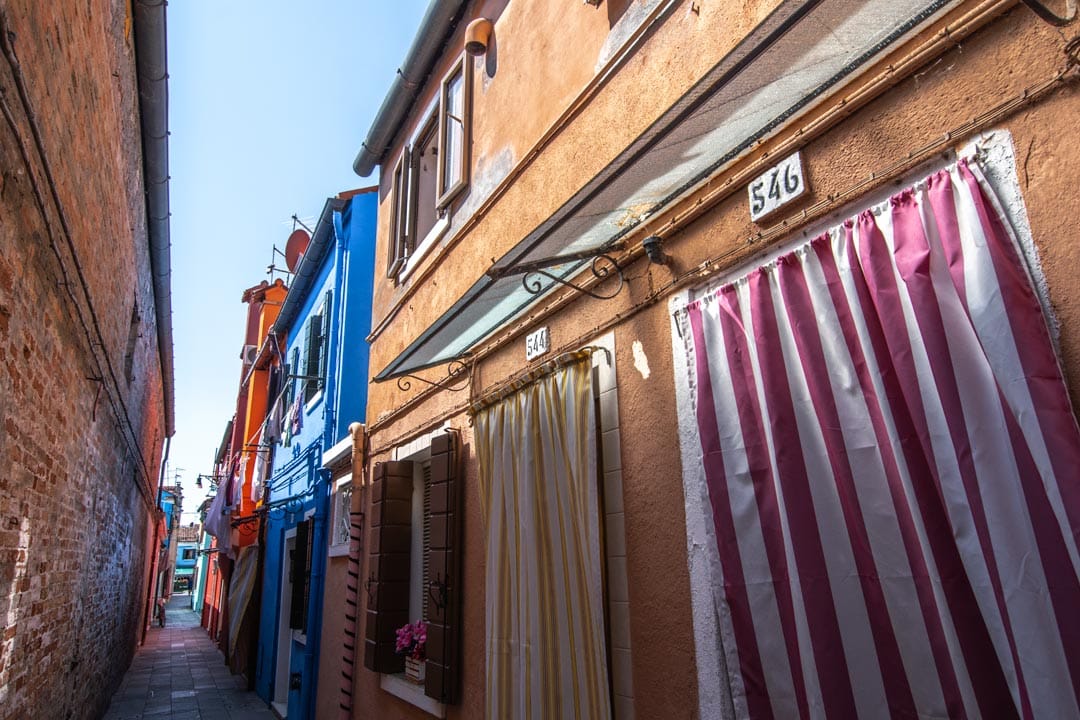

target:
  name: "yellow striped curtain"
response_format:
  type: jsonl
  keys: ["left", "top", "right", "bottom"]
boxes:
{"left": 474, "top": 356, "right": 611, "bottom": 719}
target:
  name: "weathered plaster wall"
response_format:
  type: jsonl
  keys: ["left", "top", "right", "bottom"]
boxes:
{"left": 0, "top": 1, "right": 166, "bottom": 718}
{"left": 361, "top": 3, "right": 1080, "bottom": 719}
{"left": 315, "top": 553, "right": 349, "bottom": 720}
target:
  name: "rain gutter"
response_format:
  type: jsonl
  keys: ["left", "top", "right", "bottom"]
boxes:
{"left": 133, "top": 0, "right": 175, "bottom": 436}
{"left": 352, "top": 0, "right": 469, "bottom": 177}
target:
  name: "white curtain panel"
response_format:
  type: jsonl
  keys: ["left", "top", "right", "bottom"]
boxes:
{"left": 474, "top": 356, "right": 611, "bottom": 720}
{"left": 678, "top": 157, "right": 1080, "bottom": 719}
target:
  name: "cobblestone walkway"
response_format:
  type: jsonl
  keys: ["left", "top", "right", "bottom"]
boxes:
{"left": 102, "top": 594, "right": 277, "bottom": 720}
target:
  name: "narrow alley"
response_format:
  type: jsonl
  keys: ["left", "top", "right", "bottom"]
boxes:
{"left": 5, "top": 2, "right": 1080, "bottom": 719}
{"left": 101, "top": 596, "right": 275, "bottom": 720}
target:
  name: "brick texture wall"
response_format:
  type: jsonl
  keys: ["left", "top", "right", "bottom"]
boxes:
{"left": 0, "top": 1, "right": 167, "bottom": 718}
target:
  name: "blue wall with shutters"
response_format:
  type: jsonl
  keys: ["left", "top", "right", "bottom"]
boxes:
{"left": 253, "top": 191, "right": 377, "bottom": 719}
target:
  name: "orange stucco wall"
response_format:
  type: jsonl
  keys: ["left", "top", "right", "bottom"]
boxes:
{"left": 235, "top": 282, "right": 287, "bottom": 536}
{"left": 359, "top": 3, "right": 1080, "bottom": 718}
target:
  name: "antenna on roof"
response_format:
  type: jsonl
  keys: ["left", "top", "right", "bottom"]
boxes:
{"left": 267, "top": 245, "right": 293, "bottom": 282}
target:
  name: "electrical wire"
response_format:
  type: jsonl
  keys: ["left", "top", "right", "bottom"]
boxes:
{"left": 0, "top": 11, "right": 156, "bottom": 509}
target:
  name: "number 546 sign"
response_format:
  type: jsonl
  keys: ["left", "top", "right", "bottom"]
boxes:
{"left": 748, "top": 151, "right": 807, "bottom": 222}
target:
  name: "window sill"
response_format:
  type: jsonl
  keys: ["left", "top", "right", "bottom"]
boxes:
{"left": 399, "top": 216, "right": 450, "bottom": 283}
{"left": 303, "top": 391, "right": 323, "bottom": 415}
{"left": 327, "top": 542, "right": 349, "bottom": 558}
{"left": 380, "top": 673, "right": 445, "bottom": 718}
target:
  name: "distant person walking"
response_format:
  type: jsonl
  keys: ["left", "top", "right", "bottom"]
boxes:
{"left": 156, "top": 595, "right": 167, "bottom": 627}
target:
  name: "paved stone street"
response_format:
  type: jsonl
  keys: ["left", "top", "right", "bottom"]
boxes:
{"left": 102, "top": 594, "right": 276, "bottom": 720}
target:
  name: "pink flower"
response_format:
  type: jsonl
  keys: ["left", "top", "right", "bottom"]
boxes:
{"left": 395, "top": 620, "right": 428, "bottom": 659}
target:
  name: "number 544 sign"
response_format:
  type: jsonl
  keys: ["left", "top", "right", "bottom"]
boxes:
{"left": 748, "top": 151, "right": 807, "bottom": 222}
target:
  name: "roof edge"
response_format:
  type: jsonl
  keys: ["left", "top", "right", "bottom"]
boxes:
{"left": 352, "top": 0, "right": 469, "bottom": 177}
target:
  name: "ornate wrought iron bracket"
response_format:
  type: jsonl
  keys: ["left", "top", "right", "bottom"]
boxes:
{"left": 396, "top": 359, "right": 471, "bottom": 392}
{"left": 486, "top": 244, "right": 626, "bottom": 301}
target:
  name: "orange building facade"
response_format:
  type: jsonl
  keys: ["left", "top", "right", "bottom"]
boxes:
{"left": 349, "top": 2, "right": 1080, "bottom": 718}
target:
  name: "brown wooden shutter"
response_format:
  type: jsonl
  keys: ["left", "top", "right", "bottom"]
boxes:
{"left": 425, "top": 431, "right": 463, "bottom": 703}
{"left": 364, "top": 460, "right": 413, "bottom": 673}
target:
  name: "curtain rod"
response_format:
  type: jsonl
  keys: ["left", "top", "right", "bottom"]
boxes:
{"left": 467, "top": 347, "right": 599, "bottom": 415}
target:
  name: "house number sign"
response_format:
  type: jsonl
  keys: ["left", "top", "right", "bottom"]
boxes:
{"left": 526, "top": 327, "right": 550, "bottom": 361}
{"left": 748, "top": 151, "right": 807, "bottom": 222}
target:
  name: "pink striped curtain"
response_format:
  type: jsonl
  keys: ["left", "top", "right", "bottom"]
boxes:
{"left": 683, "top": 158, "right": 1080, "bottom": 719}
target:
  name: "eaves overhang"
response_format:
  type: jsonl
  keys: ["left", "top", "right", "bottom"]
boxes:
{"left": 274, "top": 198, "right": 346, "bottom": 336}
{"left": 373, "top": 0, "right": 962, "bottom": 383}
{"left": 353, "top": 0, "right": 470, "bottom": 177}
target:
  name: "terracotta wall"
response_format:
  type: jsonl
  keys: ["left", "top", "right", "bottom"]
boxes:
{"left": 359, "top": 2, "right": 1080, "bottom": 718}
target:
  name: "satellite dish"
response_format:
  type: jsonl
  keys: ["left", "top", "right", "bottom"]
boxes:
{"left": 284, "top": 229, "right": 310, "bottom": 272}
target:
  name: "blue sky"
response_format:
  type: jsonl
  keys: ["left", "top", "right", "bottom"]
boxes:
{"left": 167, "top": 2, "right": 429, "bottom": 517}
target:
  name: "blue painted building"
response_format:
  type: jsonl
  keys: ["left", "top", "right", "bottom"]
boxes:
{"left": 254, "top": 189, "right": 377, "bottom": 719}
{"left": 157, "top": 485, "right": 181, "bottom": 602}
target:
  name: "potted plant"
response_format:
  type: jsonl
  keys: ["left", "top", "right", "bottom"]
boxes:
{"left": 395, "top": 620, "right": 427, "bottom": 684}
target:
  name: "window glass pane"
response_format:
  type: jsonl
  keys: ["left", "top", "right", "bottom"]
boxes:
{"left": 441, "top": 68, "right": 464, "bottom": 195}
{"left": 389, "top": 160, "right": 407, "bottom": 274}
{"left": 333, "top": 485, "right": 352, "bottom": 547}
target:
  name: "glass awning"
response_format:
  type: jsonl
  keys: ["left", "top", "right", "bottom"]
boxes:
{"left": 374, "top": 0, "right": 957, "bottom": 382}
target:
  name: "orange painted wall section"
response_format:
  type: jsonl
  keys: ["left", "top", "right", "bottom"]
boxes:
{"left": 235, "top": 282, "right": 287, "bottom": 535}
{"left": 358, "top": 3, "right": 1080, "bottom": 719}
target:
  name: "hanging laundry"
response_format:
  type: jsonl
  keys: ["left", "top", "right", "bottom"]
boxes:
{"left": 265, "top": 392, "right": 284, "bottom": 445}
{"left": 233, "top": 454, "right": 246, "bottom": 507}
{"left": 290, "top": 394, "right": 304, "bottom": 436}
{"left": 251, "top": 433, "right": 269, "bottom": 503}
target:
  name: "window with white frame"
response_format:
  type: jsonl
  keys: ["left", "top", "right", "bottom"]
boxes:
{"left": 328, "top": 475, "right": 353, "bottom": 557}
{"left": 386, "top": 53, "right": 472, "bottom": 280}
{"left": 437, "top": 55, "right": 470, "bottom": 206}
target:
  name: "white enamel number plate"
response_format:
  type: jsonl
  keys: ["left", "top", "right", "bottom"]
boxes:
{"left": 526, "top": 327, "right": 550, "bottom": 361}
{"left": 748, "top": 151, "right": 807, "bottom": 222}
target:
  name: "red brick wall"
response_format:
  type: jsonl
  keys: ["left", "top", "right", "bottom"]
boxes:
{"left": 0, "top": 1, "right": 166, "bottom": 718}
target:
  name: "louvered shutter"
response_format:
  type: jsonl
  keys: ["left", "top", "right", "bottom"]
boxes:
{"left": 303, "top": 316, "right": 322, "bottom": 403}
{"left": 290, "top": 519, "right": 310, "bottom": 630}
{"left": 364, "top": 460, "right": 413, "bottom": 673}
{"left": 317, "top": 290, "right": 331, "bottom": 392}
{"left": 425, "top": 431, "right": 463, "bottom": 703}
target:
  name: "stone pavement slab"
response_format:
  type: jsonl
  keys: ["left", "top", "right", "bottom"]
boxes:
{"left": 102, "top": 594, "right": 277, "bottom": 720}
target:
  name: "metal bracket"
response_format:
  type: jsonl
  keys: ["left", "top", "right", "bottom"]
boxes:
{"left": 428, "top": 574, "right": 449, "bottom": 613}
{"left": 487, "top": 245, "right": 626, "bottom": 301}
{"left": 396, "top": 359, "right": 471, "bottom": 392}
{"left": 1019, "top": 0, "right": 1076, "bottom": 25}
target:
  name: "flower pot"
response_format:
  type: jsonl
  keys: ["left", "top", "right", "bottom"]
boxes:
{"left": 405, "top": 657, "right": 425, "bottom": 685}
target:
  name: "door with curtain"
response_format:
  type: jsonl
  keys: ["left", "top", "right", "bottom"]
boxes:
{"left": 473, "top": 352, "right": 612, "bottom": 720}
{"left": 676, "top": 153, "right": 1080, "bottom": 719}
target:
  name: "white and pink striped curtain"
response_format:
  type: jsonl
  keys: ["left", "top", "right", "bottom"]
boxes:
{"left": 680, "top": 157, "right": 1080, "bottom": 719}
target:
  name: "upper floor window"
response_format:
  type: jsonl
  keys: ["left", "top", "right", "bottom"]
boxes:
{"left": 387, "top": 53, "right": 473, "bottom": 280}
{"left": 437, "top": 56, "right": 470, "bottom": 206}
{"left": 302, "top": 290, "right": 331, "bottom": 406}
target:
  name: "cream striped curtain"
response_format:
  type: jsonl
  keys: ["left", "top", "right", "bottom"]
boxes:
{"left": 474, "top": 355, "right": 611, "bottom": 720}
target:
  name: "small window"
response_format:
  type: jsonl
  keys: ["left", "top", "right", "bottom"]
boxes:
{"left": 385, "top": 54, "right": 472, "bottom": 279}
{"left": 328, "top": 476, "right": 353, "bottom": 557}
{"left": 437, "top": 55, "right": 471, "bottom": 207}
{"left": 302, "top": 291, "right": 331, "bottom": 405}
{"left": 410, "top": 114, "right": 440, "bottom": 247}
{"left": 182, "top": 548, "right": 196, "bottom": 560}
{"left": 388, "top": 154, "right": 409, "bottom": 278}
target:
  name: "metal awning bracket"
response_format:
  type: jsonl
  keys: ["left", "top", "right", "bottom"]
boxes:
{"left": 487, "top": 243, "right": 626, "bottom": 301}
{"left": 396, "top": 358, "right": 471, "bottom": 392}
